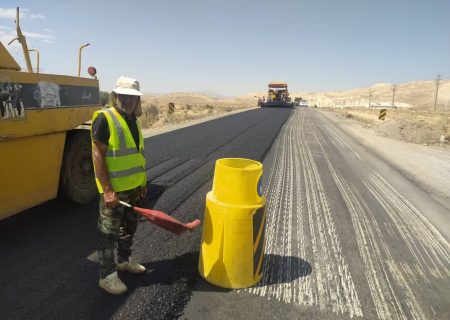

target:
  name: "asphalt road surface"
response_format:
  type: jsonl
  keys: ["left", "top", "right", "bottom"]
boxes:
{"left": 1, "top": 108, "right": 449, "bottom": 320}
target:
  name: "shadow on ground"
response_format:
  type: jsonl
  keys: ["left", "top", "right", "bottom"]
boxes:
{"left": 257, "top": 254, "right": 312, "bottom": 286}
{"left": 179, "top": 252, "right": 312, "bottom": 293}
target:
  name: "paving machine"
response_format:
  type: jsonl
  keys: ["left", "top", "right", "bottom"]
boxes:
{"left": 0, "top": 8, "right": 100, "bottom": 219}
{"left": 261, "top": 82, "right": 294, "bottom": 108}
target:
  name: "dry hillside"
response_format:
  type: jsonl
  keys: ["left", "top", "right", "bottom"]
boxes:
{"left": 292, "top": 80, "right": 450, "bottom": 110}
{"left": 307, "top": 80, "right": 450, "bottom": 146}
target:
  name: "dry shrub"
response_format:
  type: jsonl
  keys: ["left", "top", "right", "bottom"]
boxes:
{"left": 353, "top": 115, "right": 374, "bottom": 125}
{"left": 136, "top": 97, "right": 250, "bottom": 130}
{"left": 138, "top": 104, "right": 159, "bottom": 128}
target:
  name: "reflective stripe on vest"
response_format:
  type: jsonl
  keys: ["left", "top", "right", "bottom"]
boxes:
{"left": 92, "top": 108, "right": 147, "bottom": 193}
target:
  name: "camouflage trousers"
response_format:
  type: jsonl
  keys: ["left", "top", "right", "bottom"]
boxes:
{"left": 97, "top": 186, "right": 143, "bottom": 278}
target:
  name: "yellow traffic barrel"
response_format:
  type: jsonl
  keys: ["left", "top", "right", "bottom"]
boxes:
{"left": 198, "top": 158, "right": 266, "bottom": 288}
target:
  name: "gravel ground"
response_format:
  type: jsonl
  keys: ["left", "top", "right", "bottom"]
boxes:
{"left": 319, "top": 109, "right": 450, "bottom": 211}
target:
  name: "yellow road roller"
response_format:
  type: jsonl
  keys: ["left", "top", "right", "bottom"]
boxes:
{"left": 0, "top": 8, "right": 100, "bottom": 219}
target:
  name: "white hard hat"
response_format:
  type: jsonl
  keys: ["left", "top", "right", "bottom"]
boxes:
{"left": 113, "top": 76, "right": 143, "bottom": 96}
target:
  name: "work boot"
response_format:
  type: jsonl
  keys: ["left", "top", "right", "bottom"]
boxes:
{"left": 117, "top": 258, "right": 146, "bottom": 274}
{"left": 99, "top": 271, "right": 127, "bottom": 295}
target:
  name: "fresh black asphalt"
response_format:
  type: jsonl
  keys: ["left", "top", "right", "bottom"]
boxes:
{"left": 0, "top": 108, "right": 291, "bottom": 320}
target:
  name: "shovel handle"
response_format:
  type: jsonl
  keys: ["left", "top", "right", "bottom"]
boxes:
{"left": 119, "top": 200, "right": 132, "bottom": 208}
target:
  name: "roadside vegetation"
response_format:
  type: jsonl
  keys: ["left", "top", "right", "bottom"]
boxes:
{"left": 99, "top": 91, "right": 253, "bottom": 130}
{"left": 137, "top": 95, "right": 253, "bottom": 130}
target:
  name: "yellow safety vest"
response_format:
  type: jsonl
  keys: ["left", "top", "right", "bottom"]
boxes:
{"left": 91, "top": 107, "right": 147, "bottom": 193}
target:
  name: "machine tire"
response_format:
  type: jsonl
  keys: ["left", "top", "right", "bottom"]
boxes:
{"left": 60, "top": 130, "right": 97, "bottom": 204}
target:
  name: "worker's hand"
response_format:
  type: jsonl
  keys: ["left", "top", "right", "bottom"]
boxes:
{"left": 104, "top": 190, "right": 119, "bottom": 209}
{"left": 140, "top": 186, "right": 147, "bottom": 199}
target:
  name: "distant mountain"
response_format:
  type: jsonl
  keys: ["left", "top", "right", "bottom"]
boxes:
{"left": 191, "top": 90, "right": 235, "bottom": 100}
{"left": 142, "top": 90, "right": 235, "bottom": 100}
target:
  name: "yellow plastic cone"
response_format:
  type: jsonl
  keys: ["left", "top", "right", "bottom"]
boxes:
{"left": 198, "top": 158, "right": 266, "bottom": 288}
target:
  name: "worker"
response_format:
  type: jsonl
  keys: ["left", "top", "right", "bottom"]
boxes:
{"left": 257, "top": 96, "right": 262, "bottom": 107}
{"left": 91, "top": 76, "right": 147, "bottom": 295}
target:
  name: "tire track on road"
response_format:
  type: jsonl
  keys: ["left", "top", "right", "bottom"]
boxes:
{"left": 301, "top": 112, "right": 362, "bottom": 317}
{"left": 312, "top": 112, "right": 450, "bottom": 320}
{"left": 314, "top": 137, "right": 406, "bottom": 319}
{"left": 325, "top": 126, "right": 361, "bottom": 160}
{"left": 365, "top": 173, "right": 450, "bottom": 277}
{"left": 248, "top": 109, "right": 362, "bottom": 318}
{"left": 292, "top": 111, "right": 313, "bottom": 307}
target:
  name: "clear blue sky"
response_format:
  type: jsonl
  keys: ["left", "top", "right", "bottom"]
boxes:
{"left": 1, "top": 0, "right": 449, "bottom": 96}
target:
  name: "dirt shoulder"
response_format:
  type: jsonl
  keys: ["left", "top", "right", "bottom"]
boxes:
{"left": 141, "top": 107, "right": 258, "bottom": 138}
{"left": 137, "top": 93, "right": 257, "bottom": 134}
{"left": 319, "top": 109, "right": 450, "bottom": 210}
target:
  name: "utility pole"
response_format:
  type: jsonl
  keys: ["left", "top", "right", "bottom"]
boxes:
{"left": 391, "top": 84, "right": 397, "bottom": 108}
{"left": 368, "top": 90, "right": 372, "bottom": 108}
{"left": 433, "top": 74, "right": 442, "bottom": 111}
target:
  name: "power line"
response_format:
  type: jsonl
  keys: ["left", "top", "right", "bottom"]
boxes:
{"left": 433, "top": 74, "right": 442, "bottom": 111}
{"left": 391, "top": 84, "right": 397, "bottom": 108}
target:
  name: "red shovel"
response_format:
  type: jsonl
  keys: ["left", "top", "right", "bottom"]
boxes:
{"left": 119, "top": 201, "right": 201, "bottom": 236}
